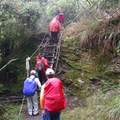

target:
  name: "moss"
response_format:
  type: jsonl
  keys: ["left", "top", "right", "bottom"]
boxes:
{"left": 62, "top": 32, "right": 120, "bottom": 97}
{"left": 110, "top": 16, "right": 120, "bottom": 25}
{"left": 64, "top": 70, "right": 80, "bottom": 80}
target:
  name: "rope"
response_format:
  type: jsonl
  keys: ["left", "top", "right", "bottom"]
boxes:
{"left": 54, "top": 32, "right": 63, "bottom": 72}
{"left": 0, "top": 33, "right": 48, "bottom": 73}
{"left": 29, "top": 34, "right": 47, "bottom": 59}
{"left": 16, "top": 34, "right": 49, "bottom": 120}
{"left": 0, "top": 58, "right": 18, "bottom": 72}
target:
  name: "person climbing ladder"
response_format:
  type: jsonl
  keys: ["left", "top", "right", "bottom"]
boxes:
{"left": 48, "top": 15, "right": 61, "bottom": 45}
{"left": 35, "top": 53, "right": 49, "bottom": 85}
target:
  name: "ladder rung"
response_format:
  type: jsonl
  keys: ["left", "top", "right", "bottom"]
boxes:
{"left": 44, "top": 48, "right": 56, "bottom": 51}
{"left": 48, "top": 61, "right": 54, "bottom": 64}
{"left": 45, "top": 45, "right": 57, "bottom": 47}
{"left": 44, "top": 53, "right": 55, "bottom": 57}
{"left": 43, "top": 51, "right": 56, "bottom": 54}
{"left": 46, "top": 56, "right": 55, "bottom": 58}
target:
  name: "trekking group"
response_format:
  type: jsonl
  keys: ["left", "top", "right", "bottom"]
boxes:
{"left": 23, "top": 8, "right": 66, "bottom": 120}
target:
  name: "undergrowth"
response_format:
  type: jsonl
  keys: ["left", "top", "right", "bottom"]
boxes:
{"left": 61, "top": 90, "right": 120, "bottom": 120}
{"left": 0, "top": 103, "right": 23, "bottom": 120}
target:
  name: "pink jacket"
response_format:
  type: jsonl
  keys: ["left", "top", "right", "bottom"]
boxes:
{"left": 49, "top": 17, "right": 61, "bottom": 32}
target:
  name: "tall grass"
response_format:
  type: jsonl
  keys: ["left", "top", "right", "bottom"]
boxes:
{"left": 2, "top": 103, "right": 24, "bottom": 120}
{"left": 61, "top": 90, "right": 120, "bottom": 120}
{"left": 2, "top": 90, "right": 119, "bottom": 120}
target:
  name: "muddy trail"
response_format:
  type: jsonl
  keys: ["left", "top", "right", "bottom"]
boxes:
{"left": 23, "top": 95, "right": 85, "bottom": 120}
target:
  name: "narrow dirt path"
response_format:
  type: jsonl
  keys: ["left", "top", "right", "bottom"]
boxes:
{"left": 23, "top": 105, "right": 40, "bottom": 120}
{"left": 23, "top": 96, "right": 85, "bottom": 120}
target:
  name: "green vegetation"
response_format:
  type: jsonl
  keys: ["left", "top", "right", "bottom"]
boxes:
{"left": 61, "top": 90, "right": 120, "bottom": 120}
{"left": 0, "top": 103, "right": 23, "bottom": 120}
{"left": 0, "top": 0, "right": 120, "bottom": 119}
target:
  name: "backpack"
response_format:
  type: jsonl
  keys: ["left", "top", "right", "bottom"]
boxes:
{"left": 35, "top": 59, "right": 45, "bottom": 71}
{"left": 44, "top": 78, "right": 66, "bottom": 112}
{"left": 23, "top": 77, "right": 37, "bottom": 96}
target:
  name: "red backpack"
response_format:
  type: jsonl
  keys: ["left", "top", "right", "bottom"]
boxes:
{"left": 44, "top": 78, "right": 66, "bottom": 112}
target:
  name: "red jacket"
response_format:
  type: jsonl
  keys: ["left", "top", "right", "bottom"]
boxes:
{"left": 44, "top": 78, "right": 66, "bottom": 112}
{"left": 41, "top": 57, "right": 49, "bottom": 71}
{"left": 35, "top": 57, "right": 49, "bottom": 72}
{"left": 35, "top": 59, "right": 42, "bottom": 70}
{"left": 49, "top": 17, "right": 61, "bottom": 32}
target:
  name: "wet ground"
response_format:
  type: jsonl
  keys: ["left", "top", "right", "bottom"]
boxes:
{"left": 23, "top": 96, "right": 85, "bottom": 120}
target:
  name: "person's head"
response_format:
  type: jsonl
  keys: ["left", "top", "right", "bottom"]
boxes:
{"left": 30, "top": 70, "right": 37, "bottom": 76}
{"left": 41, "top": 56, "right": 45, "bottom": 60}
{"left": 45, "top": 68, "right": 55, "bottom": 78}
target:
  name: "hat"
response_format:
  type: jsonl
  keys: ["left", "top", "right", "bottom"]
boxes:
{"left": 45, "top": 68, "right": 55, "bottom": 76}
{"left": 30, "top": 70, "right": 36, "bottom": 75}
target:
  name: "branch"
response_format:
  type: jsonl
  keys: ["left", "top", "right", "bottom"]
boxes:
{"left": 0, "top": 58, "right": 18, "bottom": 72}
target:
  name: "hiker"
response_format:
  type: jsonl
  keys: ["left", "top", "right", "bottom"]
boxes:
{"left": 40, "top": 68, "right": 66, "bottom": 120}
{"left": 48, "top": 15, "right": 61, "bottom": 45}
{"left": 35, "top": 54, "right": 49, "bottom": 85}
{"left": 23, "top": 70, "right": 41, "bottom": 116}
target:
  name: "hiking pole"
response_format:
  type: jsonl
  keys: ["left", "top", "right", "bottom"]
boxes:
{"left": 17, "top": 96, "right": 25, "bottom": 120}
{"left": 17, "top": 57, "right": 30, "bottom": 120}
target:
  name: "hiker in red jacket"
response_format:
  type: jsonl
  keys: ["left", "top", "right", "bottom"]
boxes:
{"left": 35, "top": 54, "right": 49, "bottom": 85}
{"left": 40, "top": 68, "right": 66, "bottom": 120}
{"left": 48, "top": 15, "right": 61, "bottom": 45}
